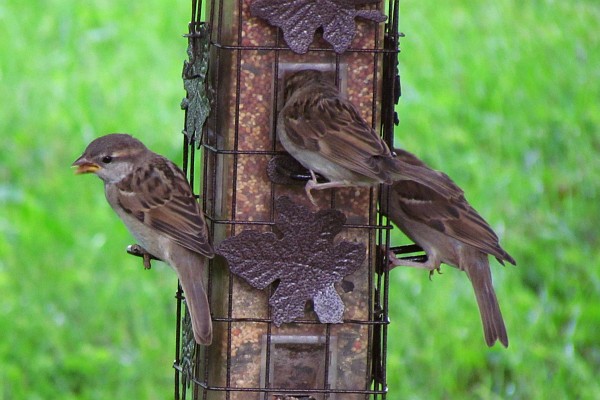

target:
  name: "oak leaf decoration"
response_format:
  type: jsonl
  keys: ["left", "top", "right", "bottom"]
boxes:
{"left": 250, "top": 0, "right": 387, "bottom": 54}
{"left": 216, "top": 196, "right": 365, "bottom": 325}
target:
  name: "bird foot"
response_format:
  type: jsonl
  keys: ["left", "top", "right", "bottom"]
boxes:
{"left": 305, "top": 183, "right": 318, "bottom": 206}
{"left": 141, "top": 253, "right": 152, "bottom": 270}
{"left": 428, "top": 266, "right": 442, "bottom": 280}
{"left": 385, "top": 249, "right": 401, "bottom": 271}
{"left": 386, "top": 249, "right": 430, "bottom": 270}
{"left": 304, "top": 171, "right": 320, "bottom": 206}
{"left": 126, "top": 244, "right": 157, "bottom": 270}
{"left": 385, "top": 248, "right": 441, "bottom": 278}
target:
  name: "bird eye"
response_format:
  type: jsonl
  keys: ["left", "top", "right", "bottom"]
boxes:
{"left": 102, "top": 155, "right": 113, "bottom": 164}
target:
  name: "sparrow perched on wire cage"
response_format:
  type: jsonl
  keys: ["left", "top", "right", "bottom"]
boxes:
{"left": 277, "top": 69, "right": 461, "bottom": 205}
{"left": 73, "top": 133, "right": 214, "bottom": 345}
{"left": 382, "top": 148, "right": 515, "bottom": 347}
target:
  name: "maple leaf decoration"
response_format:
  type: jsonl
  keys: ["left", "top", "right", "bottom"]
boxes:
{"left": 216, "top": 196, "right": 366, "bottom": 325}
{"left": 250, "top": 0, "right": 387, "bottom": 54}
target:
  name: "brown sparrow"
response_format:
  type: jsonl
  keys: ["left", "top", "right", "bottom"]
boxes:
{"left": 277, "top": 69, "right": 461, "bottom": 204}
{"left": 381, "top": 148, "right": 515, "bottom": 347}
{"left": 72, "top": 133, "right": 214, "bottom": 345}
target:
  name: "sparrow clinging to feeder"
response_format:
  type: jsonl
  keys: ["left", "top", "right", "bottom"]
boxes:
{"left": 73, "top": 133, "right": 214, "bottom": 345}
{"left": 277, "top": 69, "right": 462, "bottom": 205}
{"left": 381, "top": 148, "right": 515, "bottom": 347}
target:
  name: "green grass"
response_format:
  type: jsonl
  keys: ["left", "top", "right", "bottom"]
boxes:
{"left": 1, "top": 0, "right": 599, "bottom": 398}
{"left": 1, "top": 1, "right": 189, "bottom": 398}
{"left": 387, "top": 0, "right": 600, "bottom": 398}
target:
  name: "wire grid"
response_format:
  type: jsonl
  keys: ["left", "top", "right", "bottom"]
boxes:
{"left": 175, "top": 1, "right": 401, "bottom": 399}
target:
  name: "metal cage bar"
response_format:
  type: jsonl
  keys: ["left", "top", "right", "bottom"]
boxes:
{"left": 175, "top": 1, "right": 402, "bottom": 398}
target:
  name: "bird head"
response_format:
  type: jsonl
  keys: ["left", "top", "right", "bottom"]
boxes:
{"left": 72, "top": 133, "right": 147, "bottom": 184}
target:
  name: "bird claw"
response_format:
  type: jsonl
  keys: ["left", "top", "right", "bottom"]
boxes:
{"left": 142, "top": 253, "right": 152, "bottom": 270}
{"left": 305, "top": 184, "right": 318, "bottom": 206}
{"left": 428, "top": 266, "right": 442, "bottom": 280}
{"left": 385, "top": 249, "right": 401, "bottom": 272}
{"left": 304, "top": 171, "right": 319, "bottom": 206}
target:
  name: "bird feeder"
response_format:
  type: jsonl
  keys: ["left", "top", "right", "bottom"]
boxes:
{"left": 174, "top": 0, "right": 401, "bottom": 398}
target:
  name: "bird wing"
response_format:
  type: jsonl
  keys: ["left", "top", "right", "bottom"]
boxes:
{"left": 390, "top": 150, "right": 514, "bottom": 264}
{"left": 282, "top": 86, "right": 393, "bottom": 182}
{"left": 115, "top": 156, "right": 214, "bottom": 258}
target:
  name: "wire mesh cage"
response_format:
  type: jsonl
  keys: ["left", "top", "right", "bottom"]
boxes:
{"left": 174, "top": 0, "right": 401, "bottom": 398}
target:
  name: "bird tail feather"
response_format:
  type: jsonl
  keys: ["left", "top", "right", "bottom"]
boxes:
{"left": 174, "top": 254, "right": 213, "bottom": 345}
{"left": 463, "top": 253, "right": 508, "bottom": 347}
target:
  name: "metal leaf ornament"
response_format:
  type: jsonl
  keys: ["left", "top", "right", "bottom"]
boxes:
{"left": 179, "top": 305, "right": 196, "bottom": 388}
{"left": 181, "top": 22, "right": 211, "bottom": 148}
{"left": 250, "top": 0, "right": 387, "bottom": 54}
{"left": 216, "top": 196, "right": 365, "bottom": 325}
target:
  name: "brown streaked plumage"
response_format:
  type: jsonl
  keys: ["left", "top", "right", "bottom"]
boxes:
{"left": 381, "top": 148, "right": 515, "bottom": 347}
{"left": 277, "top": 69, "right": 462, "bottom": 204}
{"left": 73, "top": 133, "right": 214, "bottom": 345}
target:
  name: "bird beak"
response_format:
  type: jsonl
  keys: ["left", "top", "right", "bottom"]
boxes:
{"left": 72, "top": 156, "right": 100, "bottom": 174}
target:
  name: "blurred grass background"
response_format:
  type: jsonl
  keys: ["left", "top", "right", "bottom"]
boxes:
{"left": 1, "top": 0, "right": 598, "bottom": 399}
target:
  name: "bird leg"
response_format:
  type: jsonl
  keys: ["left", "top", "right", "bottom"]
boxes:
{"left": 304, "top": 170, "right": 349, "bottom": 206}
{"left": 304, "top": 171, "right": 320, "bottom": 205}
{"left": 126, "top": 244, "right": 159, "bottom": 270}
{"left": 387, "top": 249, "right": 442, "bottom": 279}
{"left": 141, "top": 252, "right": 152, "bottom": 270}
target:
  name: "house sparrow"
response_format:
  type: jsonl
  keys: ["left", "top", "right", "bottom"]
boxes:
{"left": 381, "top": 148, "right": 515, "bottom": 347}
{"left": 277, "top": 69, "right": 462, "bottom": 204}
{"left": 72, "top": 133, "right": 214, "bottom": 345}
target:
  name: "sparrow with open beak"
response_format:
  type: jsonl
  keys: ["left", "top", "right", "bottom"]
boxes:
{"left": 277, "top": 69, "right": 462, "bottom": 204}
{"left": 381, "top": 148, "right": 515, "bottom": 347}
{"left": 72, "top": 133, "right": 214, "bottom": 345}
